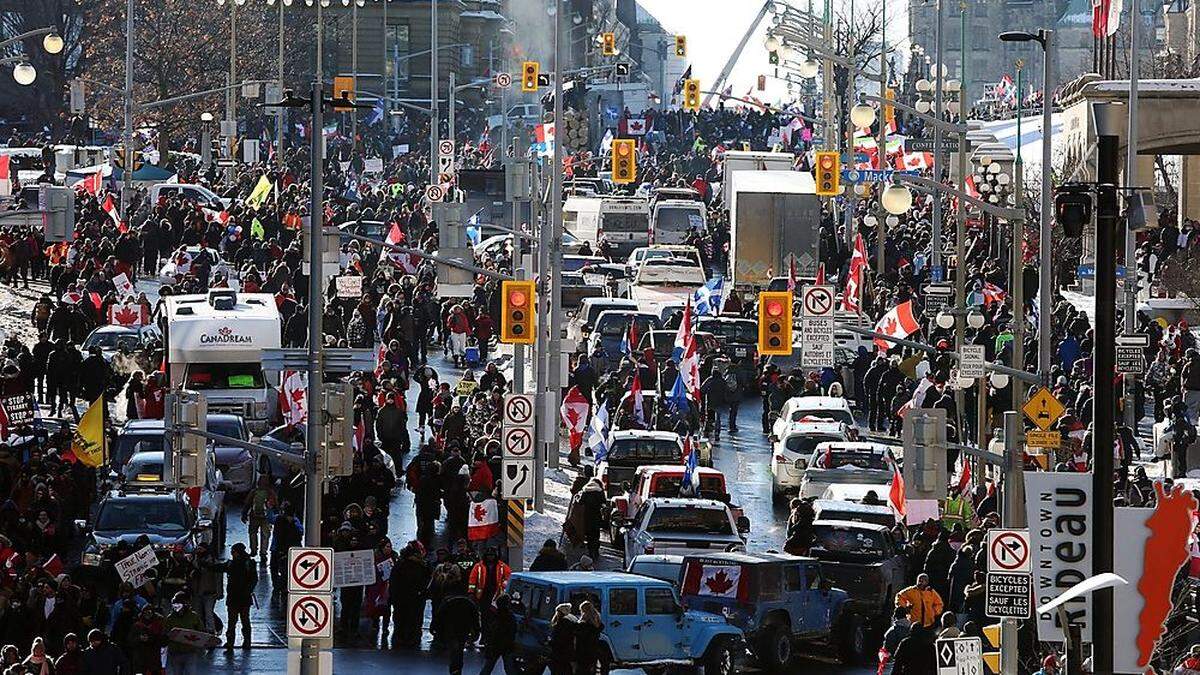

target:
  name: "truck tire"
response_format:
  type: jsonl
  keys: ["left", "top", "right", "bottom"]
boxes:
{"left": 835, "top": 614, "right": 868, "bottom": 664}
{"left": 757, "top": 624, "right": 794, "bottom": 671}
{"left": 701, "top": 637, "right": 736, "bottom": 675}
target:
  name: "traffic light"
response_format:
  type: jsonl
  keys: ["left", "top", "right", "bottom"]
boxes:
{"left": 1055, "top": 183, "right": 1092, "bottom": 238}
{"left": 675, "top": 35, "right": 687, "bottom": 57}
{"left": 814, "top": 151, "right": 840, "bottom": 196}
{"left": 982, "top": 623, "right": 1001, "bottom": 674}
{"left": 323, "top": 382, "right": 355, "bottom": 478}
{"left": 683, "top": 79, "right": 701, "bottom": 112}
{"left": 521, "top": 61, "right": 539, "bottom": 93}
{"left": 602, "top": 32, "right": 615, "bottom": 56}
{"left": 901, "top": 408, "right": 948, "bottom": 499}
{"left": 500, "top": 280, "right": 536, "bottom": 344}
{"left": 612, "top": 138, "right": 636, "bottom": 184}
{"left": 757, "top": 291, "right": 793, "bottom": 356}
{"left": 884, "top": 88, "right": 896, "bottom": 126}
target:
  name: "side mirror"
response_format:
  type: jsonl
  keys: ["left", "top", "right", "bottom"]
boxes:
{"left": 737, "top": 516, "right": 751, "bottom": 534}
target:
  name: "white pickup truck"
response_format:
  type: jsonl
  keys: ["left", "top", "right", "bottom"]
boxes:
{"left": 627, "top": 258, "right": 707, "bottom": 318}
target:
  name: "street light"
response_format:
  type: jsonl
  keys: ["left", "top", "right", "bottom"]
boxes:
{"left": 42, "top": 34, "right": 63, "bottom": 55}
{"left": 881, "top": 184, "right": 913, "bottom": 215}
{"left": 798, "top": 59, "right": 819, "bottom": 79}
{"left": 850, "top": 103, "right": 875, "bottom": 129}
{"left": 765, "top": 35, "right": 781, "bottom": 52}
{"left": 12, "top": 62, "right": 35, "bottom": 86}
{"left": 200, "top": 111, "right": 215, "bottom": 122}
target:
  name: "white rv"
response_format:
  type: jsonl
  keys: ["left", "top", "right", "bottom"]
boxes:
{"left": 160, "top": 289, "right": 281, "bottom": 434}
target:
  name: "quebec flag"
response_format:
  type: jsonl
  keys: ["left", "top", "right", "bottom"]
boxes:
{"left": 694, "top": 276, "right": 725, "bottom": 316}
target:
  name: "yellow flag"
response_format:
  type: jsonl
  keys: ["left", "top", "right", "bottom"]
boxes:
{"left": 72, "top": 396, "right": 106, "bottom": 468}
{"left": 245, "top": 174, "right": 273, "bottom": 210}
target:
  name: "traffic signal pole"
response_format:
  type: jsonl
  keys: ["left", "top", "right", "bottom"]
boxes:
{"left": 545, "top": 0, "right": 565, "bottom": 471}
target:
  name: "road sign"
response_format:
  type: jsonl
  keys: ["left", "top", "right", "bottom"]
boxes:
{"left": 288, "top": 593, "right": 333, "bottom": 639}
{"left": 924, "top": 284, "right": 954, "bottom": 317}
{"left": 438, "top": 139, "right": 455, "bottom": 157}
{"left": 906, "top": 137, "right": 960, "bottom": 153}
{"left": 289, "top": 547, "right": 334, "bottom": 593}
{"left": 800, "top": 285, "right": 835, "bottom": 318}
{"left": 1022, "top": 388, "right": 1065, "bottom": 431}
{"left": 494, "top": 72, "right": 512, "bottom": 88}
{"left": 985, "top": 572, "right": 1032, "bottom": 619}
{"left": 1116, "top": 334, "right": 1148, "bottom": 374}
{"left": 425, "top": 184, "right": 446, "bottom": 203}
{"left": 502, "top": 460, "right": 535, "bottom": 499}
{"left": 504, "top": 394, "right": 535, "bottom": 426}
{"left": 936, "top": 637, "right": 983, "bottom": 675}
{"left": 1025, "top": 429, "right": 1061, "bottom": 448}
{"left": 959, "top": 345, "right": 985, "bottom": 380}
{"left": 502, "top": 426, "right": 535, "bottom": 459}
{"left": 841, "top": 168, "right": 918, "bottom": 184}
{"left": 988, "top": 529, "right": 1031, "bottom": 573}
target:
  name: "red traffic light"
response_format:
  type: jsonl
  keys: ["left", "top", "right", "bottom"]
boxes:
{"left": 819, "top": 156, "right": 835, "bottom": 169}
{"left": 766, "top": 300, "right": 785, "bottom": 317}
{"left": 509, "top": 289, "right": 528, "bottom": 308}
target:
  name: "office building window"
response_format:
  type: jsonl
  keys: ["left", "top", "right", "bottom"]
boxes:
{"left": 386, "top": 23, "right": 411, "bottom": 91}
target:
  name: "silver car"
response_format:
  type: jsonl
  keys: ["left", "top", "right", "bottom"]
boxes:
{"left": 622, "top": 497, "right": 747, "bottom": 569}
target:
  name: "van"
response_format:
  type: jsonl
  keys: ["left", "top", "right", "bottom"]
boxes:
{"left": 147, "top": 183, "right": 229, "bottom": 211}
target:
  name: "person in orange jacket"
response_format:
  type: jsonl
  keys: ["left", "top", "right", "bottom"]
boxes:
{"left": 467, "top": 547, "right": 512, "bottom": 647}
{"left": 895, "top": 573, "right": 945, "bottom": 628}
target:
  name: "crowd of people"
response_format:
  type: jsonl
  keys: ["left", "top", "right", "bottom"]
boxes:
{"left": 0, "top": 69, "right": 1194, "bottom": 674}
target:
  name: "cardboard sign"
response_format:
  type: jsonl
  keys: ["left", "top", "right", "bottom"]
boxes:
{"left": 335, "top": 275, "right": 363, "bottom": 298}
{"left": 115, "top": 545, "right": 158, "bottom": 587}
{"left": 333, "top": 549, "right": 377, "bottom": 588}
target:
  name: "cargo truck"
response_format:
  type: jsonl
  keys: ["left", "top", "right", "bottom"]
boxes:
{"left": 728, "top": 170, "right": 821, "bottom": 289}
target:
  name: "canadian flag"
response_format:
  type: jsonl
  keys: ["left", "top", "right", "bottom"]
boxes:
{"left": 101, "top": 194, "right": 121, "bottom": 226}
{"left": 78, "top": 170, "right": 102, "bottom": 197}
{"left": 559, "top": 386, "right": 590, "bottom": 451}
{"left": 900, "top": 152, "right": 932, "bottom": 171}
{"left": 622, "top": 117, "right": 648, "bottom": 136}
{"left": 841, "top": 234, "right": 868, "bottom": 312}
{"left": 468, "top": 497, "right": 501, "bottom": 541}
{"left": 888, "top": 459, "right": 907, "bottom": 521}
{"left": 682, "top": 563, "right": 745, "bottom": 599}
{"left": 109, "top": 303, "right": 148, "bottom": 327}
{"left": 382, "top": 223, "right": 421, "bottom": 273}
{"left": 873, "top": 300, "right": 919, "bottom": 351}
{"left": 1093, "top": 0, "right": 1122, "bottom": 37}
{"left": 280, "top": 370, "right": 308, "bottom": 425}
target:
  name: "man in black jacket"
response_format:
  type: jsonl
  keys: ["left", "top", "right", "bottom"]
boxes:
{"left": 434, "top": 592, "right": 480, "bottom": 675}
{"left": 478, "top": 595, "right": 517, "bottom": 675}
{"left": 390, "top": 542, "right": 432, "bottom": 648}
{"left": 224, "top": 543, "right": 258, "bottom": 649}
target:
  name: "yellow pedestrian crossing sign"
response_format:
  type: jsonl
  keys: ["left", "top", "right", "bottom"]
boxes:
{"left": 1022, "top": 389, "right": 1065, "bottom": 431}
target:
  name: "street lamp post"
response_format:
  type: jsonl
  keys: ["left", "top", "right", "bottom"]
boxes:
{"left": 430, "top": 0, "right": 439, "bottom": 184}
{"left": 124, "top": 0, "right": 134, "bottom": 210}
{"left": 999, "top": 29, "right": 1055, "bottom": 380}
{"left": 931, "top": 0, "right": 945, "bottom": 277}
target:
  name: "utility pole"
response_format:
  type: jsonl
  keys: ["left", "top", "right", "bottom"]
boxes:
{"left": 1123, "top": 6, "right": 1139, "bottom": 429}
{"left": 351, "top": 0, "right": 358, "bottom": 151}
{"left": 123, "top": 0, "right": 133, "bottom": 210}
{"left": 954, "top": 1, "right": 969, "bottom": 455}
{"left": 299, "top": 79, "right": 326, "bottom": 675}
{"left": 874, "top": 0, "right": 887, "bottom": 277}
{"left": 547, "top": 0, "right": 565, "bottom": 469}
{"left": 1001, "top": 411, "right": 1024, "bottom": 675}
{"left": 449, "top": 71, "right": 456, "bottom": 147}
{"left": 930, "top": 0, "right": 944, "bottom": 276}
{"left": 842, "top": 0, "right": 856, "bottom": 250}
{"left": 1012, "top": 61, "right": 1025, "bottom": 411}
{"left": 1039, "top": 30, "right": 1057, "bottom": 379}
{"left": 277, "top": 0, "right": 285, "bottom": 169}
{"left": 227, "top": 1, "right": 237, "bottom": 185}
{"left": 1092, "top": 117, "right": 1119, "bottom": 675}
{"left": 430, "top": 0, "right": 439, "bottom": 184}
{"left": 382, "top": 0, "right": 389, "bottom": 128}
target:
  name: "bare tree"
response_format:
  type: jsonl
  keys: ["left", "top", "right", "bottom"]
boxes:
{"left": 0, "top": 0, "right": 98, "bottom": 135}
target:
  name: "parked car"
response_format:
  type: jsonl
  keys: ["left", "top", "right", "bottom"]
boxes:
{"left": 696, "top": 316, "right": 760, "bottom": 390}
{"left": 158, "top": 246, "right": 234, "bottom": 282}
{"left": 808, "top": 520, "right": 908, "bottom": 633}
{"left": 77, "top": 485, "right": 213, "bottom": 567}
{"left": 678, "top": 552, "right": 864, "bottom": 670}
{"left": 798, "top": 442, "right": 898, "bottom": 500}
{"left": 770, "top": 419, "right": 852, "bottom": 502}
{"left": 771, "top": 396, "right": 857, "bottom": 440}
{"left": 113, "top": 419, "right": 167, "bottom": 471}
{"left": 609, "top": 465, "right": 745, "bottom": 545}
{"left": 587, "top": 310, "right": 662, "bottom": 367}
{"left": 118, "top": 449, "right": 227, "bottom": 549}
{"left": 82, "top": 325, "right": 146, "bottom": 363}
{"left": 625, "top": 554, "right": 685, "bottom": 584}
{"left": 507, "top": 571, "right": 743, "bottom": 675}
{"left": 621, "top": 497, "right": 748, "bottom": 568}
{"left": 597, "top": 430, "right": 685, "bottom": 497}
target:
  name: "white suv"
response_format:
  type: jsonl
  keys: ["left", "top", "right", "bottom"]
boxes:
{"left": 770, "top": 420, "right": 851, "bottom": 502}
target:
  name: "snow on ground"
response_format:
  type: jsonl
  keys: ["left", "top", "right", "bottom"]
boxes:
{"left": 523, "top": 465, "right": 580, "bottom": 563}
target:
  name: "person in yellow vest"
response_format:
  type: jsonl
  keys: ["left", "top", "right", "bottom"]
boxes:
{"left": 895, "top": 574, "right": 944, "bottom": 628}
{"left": 942, "top": 486, "right": 974, "bottom": 532}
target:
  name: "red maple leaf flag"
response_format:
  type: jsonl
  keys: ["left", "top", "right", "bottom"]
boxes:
{"left": 279, "top": 370, "right": 307, "bottom": 425}
{"left": 888, "top": 459, "right": 907, "bottom": 521}
{"left": 686, "top": 564, "right": 742, "bottom": 598}
{"left": 873, "top": 300, "right": 919, "bottom": 352}
{"left": 78, "top": 170, "right": 102, "bottom": 197}
{"left": 559, "top": 386, "right": 590, "bottom": 452}
{"left": 841, "top": 234, "right": 868, "bottom": 312}
{"left": 956, "top": 459, "right": 972, "bottom": 494}
{"left": 109, "top": 304, "right": 145, "bottom": 327}
{"left": 102, "top": 194, "right": 121, "bottom": 226}
{"left": 467, "top": 497, "right": 500, "bottom": 541}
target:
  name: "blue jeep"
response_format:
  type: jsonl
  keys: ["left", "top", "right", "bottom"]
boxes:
{"left": 678, "top": 552, "right": 866, "bottom": 671}
{"left": 507, "top": 571, "right": 743, "bottom": 675}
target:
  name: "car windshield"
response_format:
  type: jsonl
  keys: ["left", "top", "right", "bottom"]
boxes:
{"left": 699, "top": 320, "right": 757, "bottom": 344}
{"left": 96, "top": 498, "right": 188, "bottom": 533}
{"left": 812, "top": 447, "right": 890, "bottom": 471}
{"left": 207, "top": 417, "right": 245, "bottom": 440}
{"left": 584, "top": 303, "right": 635, "bottom": 328}
{"left": 656, "top": 207, "right": 703, "bottom": 232}
{"left": 811, "top": 526, "right": 889, "bottom": 556}
{"left": 649, "top": 475, "right": 724, "bottom": 498}
{"left": 85, "top": 330, "right": 135, "bottom": 348}
{"left": 609, "top": 438, "right": 680, "bottom": 463}
{"left": 597, "top": 315, "right": 658, "bottom": 338}
{"left": 785, "top": 433, "right": 844, "bottom": 455}
{"left": 115, "top": 434, "right": 164, "bottom": 468}
{"left": 790, "top": 408, "right": 854, "bottom": 426}
{"left": 185, "top": 363, "right": 264, "bottom": 390}
{"left": 646, "top": 507, "right": 732, "bottom": 535}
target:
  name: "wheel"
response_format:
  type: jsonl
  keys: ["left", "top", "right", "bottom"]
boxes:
{"left": 771, "top": 480, "right": 785, "bottom": 506}
{"left": 835, "top": 614, "right": 868, "bottom": 664}
{"left": 702, "top": 637, "right": 736, "bottom": 675}
{"left": 757, "top": 624, "right": 793, "bottom": 671}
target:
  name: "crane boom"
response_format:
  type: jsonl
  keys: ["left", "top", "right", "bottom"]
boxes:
{"left": 702, "top": 0, "right": 774, "bottom": 107}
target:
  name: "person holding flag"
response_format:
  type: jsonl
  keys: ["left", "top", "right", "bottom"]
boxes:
{"left": 587, "top": 402, "right": 610, "bottom": 465}
{"left": 699, "top": 361, "right": 733, "bottom": 441}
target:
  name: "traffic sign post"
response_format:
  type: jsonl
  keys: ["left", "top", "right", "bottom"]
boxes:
{"left": 1116, "top": 334, "right": 1148, "bottom": 374}
{"left": 288, "top": 594, "right": 333, "bottom": 639}
{"left": 985, "top": 572, "right": 1032, "bottom": 620}
{"left": 501, "top": 393, "right": 536, "bottom": 568}
{"left": 425, "top": 184, "right": 447, "bottom": 203}
{"left": 924, "top": 284, "right": 954, "bottom": 317}
{"left": 987, "top": 529, "right": 1030, "bottom": 572}
{"left": 1022, "top": 389, "right": 1065, "bottom": 431}
{"left": 959, "top": 345, "right": 985, "bottom": 380}
{"left": 935, "top": 636, "right": 983, "bottom": 675}
{"left": 494, "top": 72, "right": 512, "bottom": 88}
{"left": 288, "top": 547, "right": 334, "bottom": 594}
{"left": 800, "top": 285, "right": 835, "bottom": 369}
